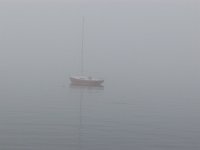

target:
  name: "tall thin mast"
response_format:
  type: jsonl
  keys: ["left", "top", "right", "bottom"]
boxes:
{"left": 81, "top": 17, "right": 84, "bottom": 75}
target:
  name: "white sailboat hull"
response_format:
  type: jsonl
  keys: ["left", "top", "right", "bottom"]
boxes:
{"left": 70, "top": 76, "right": 104, "bottom": 86}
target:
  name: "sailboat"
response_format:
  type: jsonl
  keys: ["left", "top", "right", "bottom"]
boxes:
{"left": 70, "top": 17, "right": 104, "bottom": 86}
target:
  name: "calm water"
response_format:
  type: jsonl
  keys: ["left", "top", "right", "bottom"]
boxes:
{"left": 0, "top": 1, "right": 200, "bottom": 150}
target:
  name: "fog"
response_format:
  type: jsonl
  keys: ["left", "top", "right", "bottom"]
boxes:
{"left": 1, "top": 0, "right": 199, "bottom": 82}
{"left": 0, "top": 0, "right": 199, "bottom": 149}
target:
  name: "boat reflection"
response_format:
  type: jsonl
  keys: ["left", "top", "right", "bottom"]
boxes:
{"left": 69, "top": 83, "right": 104, "bottom": 149}
{"left": 69, "top": 83, "right": 104, "bottom": 90}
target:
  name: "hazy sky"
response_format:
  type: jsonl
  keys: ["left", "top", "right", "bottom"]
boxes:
{"left": 0, "top": 0, "right": 199, "bottom": 89}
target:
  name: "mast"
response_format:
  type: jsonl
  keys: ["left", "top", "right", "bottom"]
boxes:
{"left": 81, "top": 17, "right": 85, "bottom": 75}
